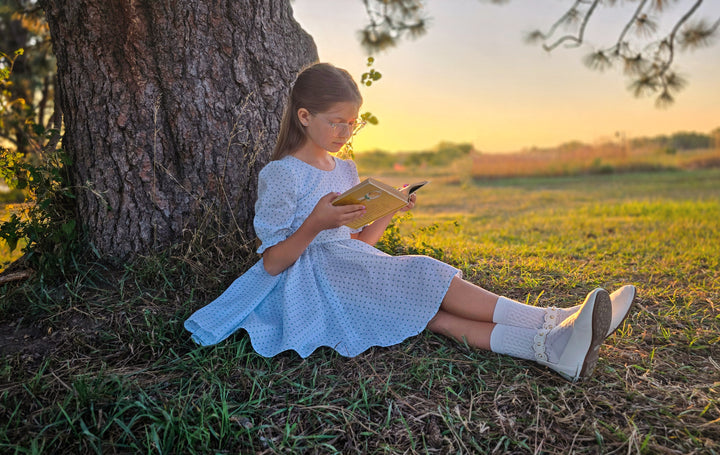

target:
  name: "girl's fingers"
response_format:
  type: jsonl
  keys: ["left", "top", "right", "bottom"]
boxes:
{"left": 400, "top": 194, "right": 416, "bottom": 212}
{"left": 339, "top": 204, "right": 365, "bottom": 214}
{"left": 322, "top": 192, "right": 342, "bottom": 203}
{"left": 314, "top": 192, "right": 367, "bottom": 228}
{"left": 339, "top": 206, "right": 366, "bottom": 222}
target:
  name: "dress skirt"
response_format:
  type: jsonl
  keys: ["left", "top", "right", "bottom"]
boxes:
{"left": 184, "top": 238, "right": 459, "bottom": 358}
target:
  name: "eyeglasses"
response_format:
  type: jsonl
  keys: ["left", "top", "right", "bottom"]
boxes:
{"left": 318, "top": 117, "right": 367, "bottom": 137}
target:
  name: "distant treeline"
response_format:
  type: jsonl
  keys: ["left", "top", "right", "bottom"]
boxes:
{"left": 355, "top": 142, "right": 473, "bottom": 170}
{"left": 537, "top": 130, "right": 718, "bottom": 154}
{"left": 629, "top": 131, "right": 716, "bottom": 151}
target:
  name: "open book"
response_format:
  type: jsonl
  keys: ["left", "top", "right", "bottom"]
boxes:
{"left": 332, "top": 178, "right": 429, "bottom": 229}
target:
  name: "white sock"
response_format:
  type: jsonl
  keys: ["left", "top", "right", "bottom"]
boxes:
{"left": 490, "top": 322, "right": 574, "bottom": 363}
{"left": 493, "top": 296, "right": 577, "bottom": 329}
{"left": 489, "top": 324, "right": 536, "bottom": 361}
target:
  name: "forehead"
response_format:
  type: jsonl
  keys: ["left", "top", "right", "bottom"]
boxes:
{"left": 321, "top": 101, "right": 360, "bottom": 119}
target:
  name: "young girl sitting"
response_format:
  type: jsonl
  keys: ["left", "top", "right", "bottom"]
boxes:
{"left": 184, "top": 63, "right": 636, "bottom": 382}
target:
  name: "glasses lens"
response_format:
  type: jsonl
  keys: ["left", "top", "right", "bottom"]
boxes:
{"left": 329, "top": 121, "right": 366, "bottom": 136}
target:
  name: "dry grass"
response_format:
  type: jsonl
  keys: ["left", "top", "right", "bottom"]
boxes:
{"left": 470, "top": 145, "right": 720, "bottom": 179}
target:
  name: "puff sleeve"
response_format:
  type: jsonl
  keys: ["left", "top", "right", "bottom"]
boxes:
{"left": 254, "top": 162, "right": 298, "bottom": 254}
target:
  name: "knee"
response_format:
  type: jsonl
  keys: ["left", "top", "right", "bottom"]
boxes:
{"left": 426, "top": 310, "right": 448, "bottom": 333}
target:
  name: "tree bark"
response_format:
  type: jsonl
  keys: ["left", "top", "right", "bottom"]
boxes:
{"left": 39, "top": 0, "right": 317, "bottom": 259}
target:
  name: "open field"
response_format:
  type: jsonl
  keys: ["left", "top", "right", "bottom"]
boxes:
{"left": 1, "top": 168, "right": 719, "bottom": 453}
{"left": 356, "top": 145, "right": 720, "bottom": 180}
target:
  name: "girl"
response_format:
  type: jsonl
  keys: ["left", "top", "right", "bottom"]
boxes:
{"left": 184, "top": 63, "right": 636, "bottom": 382}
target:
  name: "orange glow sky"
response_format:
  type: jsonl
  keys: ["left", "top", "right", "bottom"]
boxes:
{"left": 292, "top": 1, "right": 720, "bottom": 154}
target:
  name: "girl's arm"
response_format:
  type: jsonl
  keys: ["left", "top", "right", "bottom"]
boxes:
{"left": 262, "top": 192, "right": 366, "bottom": 276}
{"left": 352, "top": 193, "right": 416, "bottom": 246}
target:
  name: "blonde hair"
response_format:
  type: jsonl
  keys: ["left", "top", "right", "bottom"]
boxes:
{"left": 271, "top": 63, "right": 363, "bottom": 161}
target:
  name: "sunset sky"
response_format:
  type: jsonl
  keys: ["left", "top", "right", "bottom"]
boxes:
{"left": 292, "top": 0, "right": 720, "bottom": 153}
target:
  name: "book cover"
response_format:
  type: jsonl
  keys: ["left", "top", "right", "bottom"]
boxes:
{"left": 332, "top": 178, "right": 428, "bottom": 229}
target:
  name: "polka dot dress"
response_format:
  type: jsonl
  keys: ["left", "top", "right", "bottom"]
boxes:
{"left": 184, "top": 155, "right": 460, "bottom": 358}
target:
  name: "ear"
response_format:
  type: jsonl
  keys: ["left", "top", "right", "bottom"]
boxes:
{"left": 297, "top": 108, "right": 311, "bottom": 127}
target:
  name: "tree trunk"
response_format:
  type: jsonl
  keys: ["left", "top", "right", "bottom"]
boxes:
{"left": 39, "top": 0, "right": 317, "bottom": 259}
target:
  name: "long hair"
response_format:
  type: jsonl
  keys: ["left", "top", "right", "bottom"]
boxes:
{"left": 271, "top": 63, "right": 363, "bottom": 160}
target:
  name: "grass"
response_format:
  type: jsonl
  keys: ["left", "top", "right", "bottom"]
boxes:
{"left": 1, "top": 168, "right": 719, "bottom": 453}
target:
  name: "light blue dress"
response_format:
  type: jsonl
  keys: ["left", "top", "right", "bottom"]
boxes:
{"left": 184, "top": 155, "right": 460, "bottom": 358}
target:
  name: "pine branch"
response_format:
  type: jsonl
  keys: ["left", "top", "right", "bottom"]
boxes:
{"left": 616, "top": 0, "right": 650, "bottom": 48}
{"left": 360, "top": 0, "right": 427, "bottom": 53}
{"left": 543, "top": 0, "right": 601, "bottom": 51}
{"left": 533, "top": 0, "right": 716, "bottom": 106}
{"left": 536, "top": 0, "right": 585, "bottom": 41}
{"left": 660, "top": 0, "right": 703, "bottom": 73}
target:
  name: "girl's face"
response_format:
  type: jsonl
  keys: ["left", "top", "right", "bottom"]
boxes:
{"left": 298, "top": 101, "right": 361, "bottom": 154}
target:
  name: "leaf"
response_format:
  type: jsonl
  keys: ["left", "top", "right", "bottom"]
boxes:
{"left": 6, "top": 237, "right": 18, "bottom": 253}
{"left": 61, "top": 220, "right": 76, "bottom": 236}
{"left": 0, "top": 215, "right": 22, "bottom": 253}
{"left": 361, "top": 112, "right": 379, "bottom": 125}
{"left": 32, "top": 122, "right": 45, "bottom": 136}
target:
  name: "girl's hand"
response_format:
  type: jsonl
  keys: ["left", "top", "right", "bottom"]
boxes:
{"left": 306, "top": 192, "right": 366, "bottom": 232}
{"left": 399, "top": 193, "right": 416, "bottom": 212}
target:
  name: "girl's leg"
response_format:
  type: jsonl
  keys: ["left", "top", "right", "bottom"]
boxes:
{"left": 439, "top": 277, "right": 498, "bottom": 323}
{"left": 441, "top": 276, "right": 577, "bottom": 328}
{"left": 427, "top": 310, "right": 494, "bottom": 350}
{"left": 427, "top": 310, "right": 539, "bottom": 360}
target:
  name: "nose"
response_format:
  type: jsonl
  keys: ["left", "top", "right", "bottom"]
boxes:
{"left": 337, "top": 125, "right": 353, "bottom": 139}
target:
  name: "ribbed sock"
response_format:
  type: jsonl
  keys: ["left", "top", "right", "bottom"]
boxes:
{"left": 493, "top": 296, "right": 577, "bottom": 329}
{"left": 489, "top": 324, "right": 536, "bottom": 361}
{"left": 490, "top": 321, "right": 575, "bottom": 363}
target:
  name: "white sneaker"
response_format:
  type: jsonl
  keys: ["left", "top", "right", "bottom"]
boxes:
{"left": 553, "top": 284, "right": 636, "bottom": 338}
{"left": 533, "top": 288, "right": 612, "bottom": 382}
{"left": 607, "top": 285, "right": 636, "bottom": 337}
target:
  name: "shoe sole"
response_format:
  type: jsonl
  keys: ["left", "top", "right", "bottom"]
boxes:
{"left": 578, "top": 289, "right": 612, "bottom": 379}
{"left": 607, "top": 286, "right": 636, "bottom": 338}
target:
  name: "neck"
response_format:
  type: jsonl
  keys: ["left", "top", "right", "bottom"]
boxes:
{"left": 293, "top": 144, "right": 335, "bottom": 170}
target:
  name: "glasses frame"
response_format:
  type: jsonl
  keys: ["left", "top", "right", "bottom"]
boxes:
{"left": 328, "top": 119, "right": 367, "bottom": 137}
{"left": 310, "top": 112, "right": 367, "bottom": 137}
